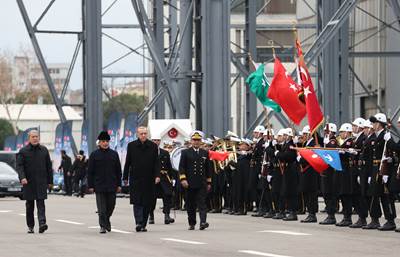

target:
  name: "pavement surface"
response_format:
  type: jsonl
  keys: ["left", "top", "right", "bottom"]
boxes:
{"left": 1, "top": 195, "right": 400, "bottom": 257}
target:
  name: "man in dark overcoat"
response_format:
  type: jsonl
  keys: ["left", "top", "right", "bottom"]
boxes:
{"left": 123, "top": 126, "right": 160, "bottom": 232}
{"left": 87, "top": 131, "right": 122, "bottom": 234}
{"left": 16, "top": 130, "right": 53, "bottom": 234}
{"left": 59, "top": 150, "right": 73, "bottom": 196}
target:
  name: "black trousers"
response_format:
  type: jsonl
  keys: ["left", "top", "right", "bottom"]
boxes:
{"left": 26, "top": 200, "right": 46, "bottom": 228}
{"left": 64, "top": 175, "right": 72, "bottom": 195}
{"left": 352, "top": 193, "right": 368, "bottom": 219}
{"left": 340, "top": 194, "right": 353, "bottom": 218}
{"left": 134, "top": 204, "right": 150, "bottom": 227}
{"left": 323, "top": 194, "right": 337, "bottom": 216}
{"left": 303, "top": 191, "right": 318, "bottom": 215}
{"left": 258, "top": 186, "right": 272, "bottom": 214}
{"left": 95, "top": 192, "right": 116, "bottom": 229}
{"left": 271, "top": 191, "right": 283, "bottom": 213}
{"left": 150, "top": 194, "right": 172, "bottom": 216}
{"left": 186, "top": 187, "right": 207, "bottom": 226}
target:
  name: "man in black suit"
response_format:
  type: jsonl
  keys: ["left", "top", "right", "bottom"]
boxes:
{"left": 123, "top": 126, "right": 160, "bottom": 232}
{"left": 179, "top": 130, "right": 212, "bottom": 230}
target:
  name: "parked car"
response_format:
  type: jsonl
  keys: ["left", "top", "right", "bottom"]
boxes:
{"left": 0, "top": 161, "right": 23, "bottom": 199}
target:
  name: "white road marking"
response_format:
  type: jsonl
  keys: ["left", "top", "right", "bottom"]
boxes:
{"left": 55, "top": 219, "right": 84, "bottom": 225}
{"left": 88, "top": 226, "right": 132, "bottom": 234}
{"left": 0, "top": 210, "right": 12, "bottom": 213}
{"left": 257, "top": 230, "right": 311, "bottom": 236}
{"left": 160, "top": 238, "right": 207, "bottom": 245}
{"left": 18, "top": 213, "right": 37, "bottom": 218}
{"left": 238, "top": 250, "right": 293, "bottom": 257}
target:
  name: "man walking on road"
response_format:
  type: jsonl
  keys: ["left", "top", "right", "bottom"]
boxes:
{"left": 88, "top": 131, "right": 122, "bottom": 234}
{"left": 16, "top": 130, "right": 53, "bottom": 234}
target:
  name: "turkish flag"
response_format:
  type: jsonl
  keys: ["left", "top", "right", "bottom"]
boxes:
{"left": 296, "top": 38, "right": 324, "bottom": 133}
{"left": 267, "top": 58, "right": 306, "bottom": 125}
{"left": 298, "top": 149, "right": 329, "bottom": 173}
{"left": 209, "top": 150, "right": 230, "bottom": 161}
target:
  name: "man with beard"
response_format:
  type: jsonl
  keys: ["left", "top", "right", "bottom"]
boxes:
{"left": 123, "top": 126, "right": 160, "bottom": 232}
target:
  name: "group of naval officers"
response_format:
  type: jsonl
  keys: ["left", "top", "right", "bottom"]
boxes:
{"left": 152, "top": 112, "right": 400, "bottom": 233}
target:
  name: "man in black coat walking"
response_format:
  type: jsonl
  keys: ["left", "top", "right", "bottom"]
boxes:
{"left": 59, "top": 150, "right": 73, "bottom": 196}
{"left": 16, "top": 130, "right": 53, "bottom": 234}
{"left": 88, "top": 131, "right": 122, "bottom": 234}
{"left": 123, "top": 126, "right": 160, "bottom": 232}
{"left": 72, "top": 150, "right": 88, "bottom": 197}
{"left": 179, "top": 130, "right": 212, "bottom": 230}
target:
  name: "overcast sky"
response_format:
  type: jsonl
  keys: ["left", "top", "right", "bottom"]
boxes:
{"left": 0, "top": 0, "right": 148, "bottom": 90}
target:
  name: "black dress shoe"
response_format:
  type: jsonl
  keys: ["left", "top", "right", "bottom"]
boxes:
{"left": 319, "top": 216, "right": 336, "bottom": 225}
{"left": 283, "top": 213, "right": 298, "bottom": 221}
{"left": 301, "top": 214, "right": 317, "bottom": 223}
{"left": 27, "top": 227, "right": 34, "bottom": 234}
{"left": 135, "top": 225, "right": 142, "bottom": 232}
{"left": 199, "top": 222, "right": 209, "bottom": 230}
{"left": 378, "top": 221, "right": 396, "bottom": 231}
{"left": 148, "top": 218, "right": 155, "bottom": 224}
{"left": 39, "top": 224, "right": 48, "bottom": 234}
{"left": 336, "top": 219, "right": 352, "bottom": 227}
{"left": 349, "top": 218, "right": 367, "bottom": 228}
{"left": 99, "top": 227, "right": 107, "bottom": 234}
{"left": 141, "top": 227, "right": 148, "bottom": 232}
{"left": 188, "top": 225, "right": 195, "bottom": 230}
{"left": 363, "top": 219, "right": 380, "bottom": 230}
{"left": 272, "top": 212, "right": 285, "bottom": 219}
{"left": 252, "top": 213, "right": 266, "bottom": 217}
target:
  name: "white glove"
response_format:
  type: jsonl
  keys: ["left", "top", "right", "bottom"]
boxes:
{"left": 172, "top": 179, "right": 176, "bottom": 187}
{"left": 357, "top": 176, "right": 360, "bottom": 184}
{"left": 258, "top": 174, "right": 262, "bottom": 179}
{"left": 274, "top": 150, "right": 279, "bottom": 156}
{"left": 323, "top": 136, "right": 330, "bottom": 145}
{"left": 348, "top": 148, "right": 358, "bottom": 155}
{"left": 383, "top": 175, "right": 389, "bottom": 184}
{"left": 384, "top": 132, "right": 391, "bottom": 141}
{"left": 368, "top": 177, "right": 371, "bottom": 184}
{"left": 338, "top": 150, "right": 345, "bottom": 154}
{"left": 267, "top": 175, "right": 272, "bottom": 183}
{"left": 272, "top": 140, "right": 277, "bottom": 146}
{"left": 296, "top": 155, "right": 301, "bottom": 162}
{"left": 293, "top": 136, "right": 299, "bottom": 144}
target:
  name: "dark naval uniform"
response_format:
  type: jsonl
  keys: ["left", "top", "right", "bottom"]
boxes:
{"left": 298, "top": 138, "right": 319, "bottom": 222}
{"left": 150, "top": 148, "right": 175, "bottom": 224}
{"left": 179, "top": 147, "right": 211, "bottom": 229}
{"left": 248, "top": 138, "right": 264, "bottom": 212}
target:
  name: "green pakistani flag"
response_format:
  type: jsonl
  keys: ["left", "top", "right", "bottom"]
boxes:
{"left": 245, "top": 63, "right": 281, "bottom": 112}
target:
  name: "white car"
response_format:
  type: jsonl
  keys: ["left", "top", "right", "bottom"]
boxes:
{"left": 0, "top": 162, "right": 23, "bottom": 199}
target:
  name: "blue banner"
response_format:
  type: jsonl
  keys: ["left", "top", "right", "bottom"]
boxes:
{"left": 16, "top": 131, "right": 24, "bottom": 151}
{"left": 314, "top": 149, "right": 343, "bottom": 171}
{"left": 107, "top": 112, "right": 123, "bottom": 151}
{"left": 120, "top": 113, "right": 138, "bottom": 169}
{"left": 80, "top": 120, "right": 89, "bottom": 156}
{"left": 53, "top": 122, "right": 64, "bottom": 172}
{"left": 62, "top": 121, "right": 74, "bottom": 158}
{"left": 3, "top": 135, "right": 16, "bottom": 151}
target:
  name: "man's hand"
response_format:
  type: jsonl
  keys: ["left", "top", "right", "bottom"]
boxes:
{"left": 181, "top": 180, "right": 189, "bottom": 189}
{"left": 88, "top": 188, "right": 94, "bottom": 194}
{"left": 155, "top": 177, "right": 161, "bottom": 184}
{"left": 123, "top": 180, "right": 128, "bottom": 186}
{"left": 21, "top": 179, "right": 28, "bottom": 185}
{"left": 116, "top": 187, "right": 122, "bottom": 193}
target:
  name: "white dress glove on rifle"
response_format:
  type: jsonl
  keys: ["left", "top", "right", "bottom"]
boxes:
{"left": 323, "top": 136, "right": 330, "bottom": 145}
{"left": 384, "top": 132, "right": 391, "bottom": 141}
{"left": 267, "top": 175, "right": 272, "bottom": 183}
{"left": 274, "top": 150, "right": 279, "bottom": 156}
{"left": 368, "top": 177, "right": 371, "bottom": 184}
{"left": 272, "top": 140, "right": 277, "bottom": 146}
{"left": 293, "top": 136, "right": 299, "bottom": 144}
{"left": 357, "top": 176, "right": 360, "bottom": 184}
{"left": 296, "top": 155, "right": 301, "bottom": 162}
{"left": 383, "top": 175, "right": 389, "bottom": 184}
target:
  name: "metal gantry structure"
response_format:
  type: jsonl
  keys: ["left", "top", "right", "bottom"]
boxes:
{"left": 16, "top": 0, "right": 400, "bottom": 152}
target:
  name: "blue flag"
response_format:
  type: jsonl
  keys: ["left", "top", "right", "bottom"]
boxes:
{"left": 313, "top": 149, "right": 342, "bottom": 171}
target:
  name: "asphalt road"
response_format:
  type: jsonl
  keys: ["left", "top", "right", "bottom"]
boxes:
{"left": 1, "top": 195, "right": 399, "bottom": 257}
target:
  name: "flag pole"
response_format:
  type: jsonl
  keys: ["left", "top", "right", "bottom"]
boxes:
{"left": 291, "top": 146, "right": 361, "bottom": 152}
